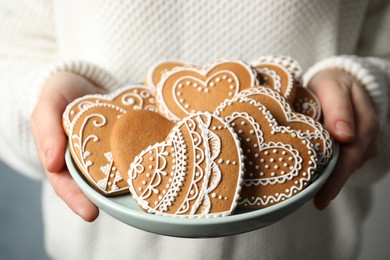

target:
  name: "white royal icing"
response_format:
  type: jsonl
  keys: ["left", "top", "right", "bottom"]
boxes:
{"left": 156, "top": 58, "right": 258, "bottom": 122}
{"left": 293, "top": 87, "right": 322, "bottom": 121}
{"left": 234, "top": 87, "right": 332, "bottom": 168}
{"left": 128, "top": 112, "right": 244, "bottom": 218}
{"left": 252, "top": 55, "right": 303, "bottom": 79}
{"left": 69, "top": 103, "right": 128, "bottom": 195}
{"left": 63, "top": 85, "right": 157, "bottom": 133}
{"left": 215, "top": 95, "right": 318, "bottom": 207}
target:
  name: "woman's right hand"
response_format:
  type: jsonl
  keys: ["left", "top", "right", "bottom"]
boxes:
{"left": 31, "top": 71, "right": 106, "bottom": 222}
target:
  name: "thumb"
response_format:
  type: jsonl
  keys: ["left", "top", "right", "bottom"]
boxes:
{"left": 31, "top": 94, "right": 68, "bottom": 173}
{"left": 31, "top": 72, "right": 104, "bottom": 172}
{"left": 309, "top": 74, "right": 355, "bottom": 143}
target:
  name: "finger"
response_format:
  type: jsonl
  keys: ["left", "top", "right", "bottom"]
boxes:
{"left": 359, "top": 138, "right": 380, "bottom": 167}
{"left": 33, "top": 144, "right": 99, "bottom": 221}
{"left": 309, "top": 76, "right": 355, "bottom": 143}
{"left": 313, "top": 143, "right": 361, "bottom": 210}
{"left": 31, "top": 93, "right": 69, "bottom": 173}
{"left": 350, "top": 83, "right": 380, "bottom": 167}
{"left": 31, "top": 73, "right": 105, "bottom": 173}
{"left": 314, "top": 83, "right": 378, "bottom": 210}
{"left": 47, "top": 167, "right": 99, "bottom": 222}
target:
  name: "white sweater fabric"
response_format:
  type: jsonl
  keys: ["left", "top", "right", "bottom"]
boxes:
{"left": 1, "top": 0, "right": 390, "bottom": 259}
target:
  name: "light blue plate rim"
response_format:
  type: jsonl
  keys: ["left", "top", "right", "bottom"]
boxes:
{"left": 65, "top": 143, "right": 339, "bottom": 237}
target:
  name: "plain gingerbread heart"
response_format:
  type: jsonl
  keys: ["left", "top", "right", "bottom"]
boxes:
{"left": 110, "top": 110, "right": 175, "bottom": 179}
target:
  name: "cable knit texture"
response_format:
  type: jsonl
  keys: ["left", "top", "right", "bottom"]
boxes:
{"left": 1, "top": 0, "right": 390, "bottom": 259}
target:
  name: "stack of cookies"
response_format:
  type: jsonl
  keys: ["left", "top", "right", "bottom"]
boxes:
{"left": 63, "top": 56, "right": 333, "bottom": 218}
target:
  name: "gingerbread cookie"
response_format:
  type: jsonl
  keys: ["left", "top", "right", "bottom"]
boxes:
{"left": 293, "top": 86, "right": 322, "bottom": 121}
{"left": 63, "top": 85, "right": 157, "bottom": 134}
{"left": 156, "top": 59, "right": 258, "bottom": 121}
{"left": 215, "top": 96, "right": 318, "bottom": 208}
{"left": 64, "top": 85, "right": 158, "bottom": 195}
{"left": 235, "top": 87, "right": 333, "bottom": 168}
{"left": 253, "top": 55, "right": 303, "bottom": 81}
{"left": 252, "top": 62, "right": 296, "bottom": 104}
{"left": 128, "top": 112, "right": 244, "bottom": 217}
{"left": 253, "top": 57, "right": 322, "bottom": 121}
{"left": 110, "top": 110, "right": 175, "bottom": 179}
{"left": 145, "top": 60, "right": 187, "bottom": 91}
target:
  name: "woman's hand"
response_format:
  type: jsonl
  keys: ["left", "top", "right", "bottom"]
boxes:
{"left": 31, "top": 72, "right": 106, "bottom": 221}
{"left": 308, "top": 69, "right": 380, "bottom": 210}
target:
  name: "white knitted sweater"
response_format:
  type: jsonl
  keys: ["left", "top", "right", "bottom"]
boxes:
{"left": 1, "top": 0, "right": 390, "bottom": 259}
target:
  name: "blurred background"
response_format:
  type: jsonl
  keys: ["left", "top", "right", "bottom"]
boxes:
{"left": 1, "top": 160, "right": 390, "bottom": 260}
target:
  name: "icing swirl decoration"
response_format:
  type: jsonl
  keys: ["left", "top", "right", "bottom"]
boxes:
{"left": 69, "top": 104, "right": 128, "bottom": 195}
{"left": 253, "top": 55, "right": 303, "bottom": 81}
{"left": 63, "top": 85, "right": 157, "bottom": 134}
{"left": 128, "top": 112, "right": 244, "bottom": 218}
{"left": 293, "top": 86, "right": 322, "bottom": 121}
{"left": 253, "top": 63, "right": 296, "bottom": 104}
{"left": 64, "top": 85, "right": 159, "bottom": 196}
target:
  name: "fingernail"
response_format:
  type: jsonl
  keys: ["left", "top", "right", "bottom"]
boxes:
{"left": 335, "top": 121, "right": 354, "bottom": 137}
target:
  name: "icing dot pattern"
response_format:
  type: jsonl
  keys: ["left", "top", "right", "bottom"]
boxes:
{"left": 128, "top": 112, "right": 244, "bottom": 218}
{"left": 215, "top": 88, "right": 322, "bottom": 209}
{"left": 174, "top": 72, "right": 238, "bottom": 114}
{"left": 156, "top": 59, "right": 258, "bottom": 121}
{"left": 293, "top": 87, "right": 322, "bottom": 121}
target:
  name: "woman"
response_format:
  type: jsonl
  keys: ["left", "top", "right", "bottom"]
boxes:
{"left": 1, "top": 0, "right": 389, "bottom": 259}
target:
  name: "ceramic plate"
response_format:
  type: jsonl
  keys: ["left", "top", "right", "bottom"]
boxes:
{"left": 65, "top": 143, "right": 339, "bottom": 238}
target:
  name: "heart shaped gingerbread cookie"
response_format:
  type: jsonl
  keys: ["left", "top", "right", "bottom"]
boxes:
{"left": 216, "top": 96, "right": 318, "bottom": 208}
{"left": 128, "top": 112, "right": 244, "bottom": 217}
{"left": 110, "top": 110, "right": 175, "bottom": 179}
{"left": 145, "top": 60, "right": 188, "bottom": 91}
{"left": 65, "top": 85, "right": 158, "bottom": 195}
{"left": 252, "top": 56, "right": 322, "bottom": 120}
{"left": 156, "top": 59, "right": 258, "bottom": 121}
{"left": 252, "top": 63, "right": 296, "bottom": 104}
{"left": 253, "top": 55, "right": 303, "bottom": 80}
{"left": 63, "top": 85, "right": 157, "bottom": 135}
{"left": 235, "top": 87, "right": 333, "bottom": 168}
{"left": 293, "top": 86, "right": 322, "bottom": 121}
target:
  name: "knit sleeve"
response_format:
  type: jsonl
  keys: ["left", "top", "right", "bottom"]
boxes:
{"left": 0, "top": 0, "right": 119, "bottom": 180}
{"left": 303, "top": 56, "right": 390, "bottom": 186}
{"left": 302, "top": 0, "right": 390, "bottom": 187}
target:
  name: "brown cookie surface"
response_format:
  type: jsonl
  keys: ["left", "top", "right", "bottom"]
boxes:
{"left": 253, "top": 63, "right": 296, "bottom": 104}
{"left": 63, "top": 85, "right": 157, "bottom": 134}
{"left": 156, "top": 59, "right": 258, "bottom": 121}
{"left": 216, "top": 96, "right": 318, "bottom": 208}
{"left": 128, "top": 112, "right": 244, "bottom": 217}
{"left": 110, "top": 110, "right": 174, "bottom": 179}
{"left": 64, "top": 85, "right": 158, "bottom": 196}
{"left": 293, "top": 86, "right": 322, "bottom": 121}
{"left": 253, "top": 55, "right": 303, "bottom": 80}
{"left": 68, "top": 104, "right": 129, "bottom": 195}
{"left": 235, "top": 87, "right": 333, "bottom": 168}
{"left": 145, "top": 60, "right": 187, "bottom": 91}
